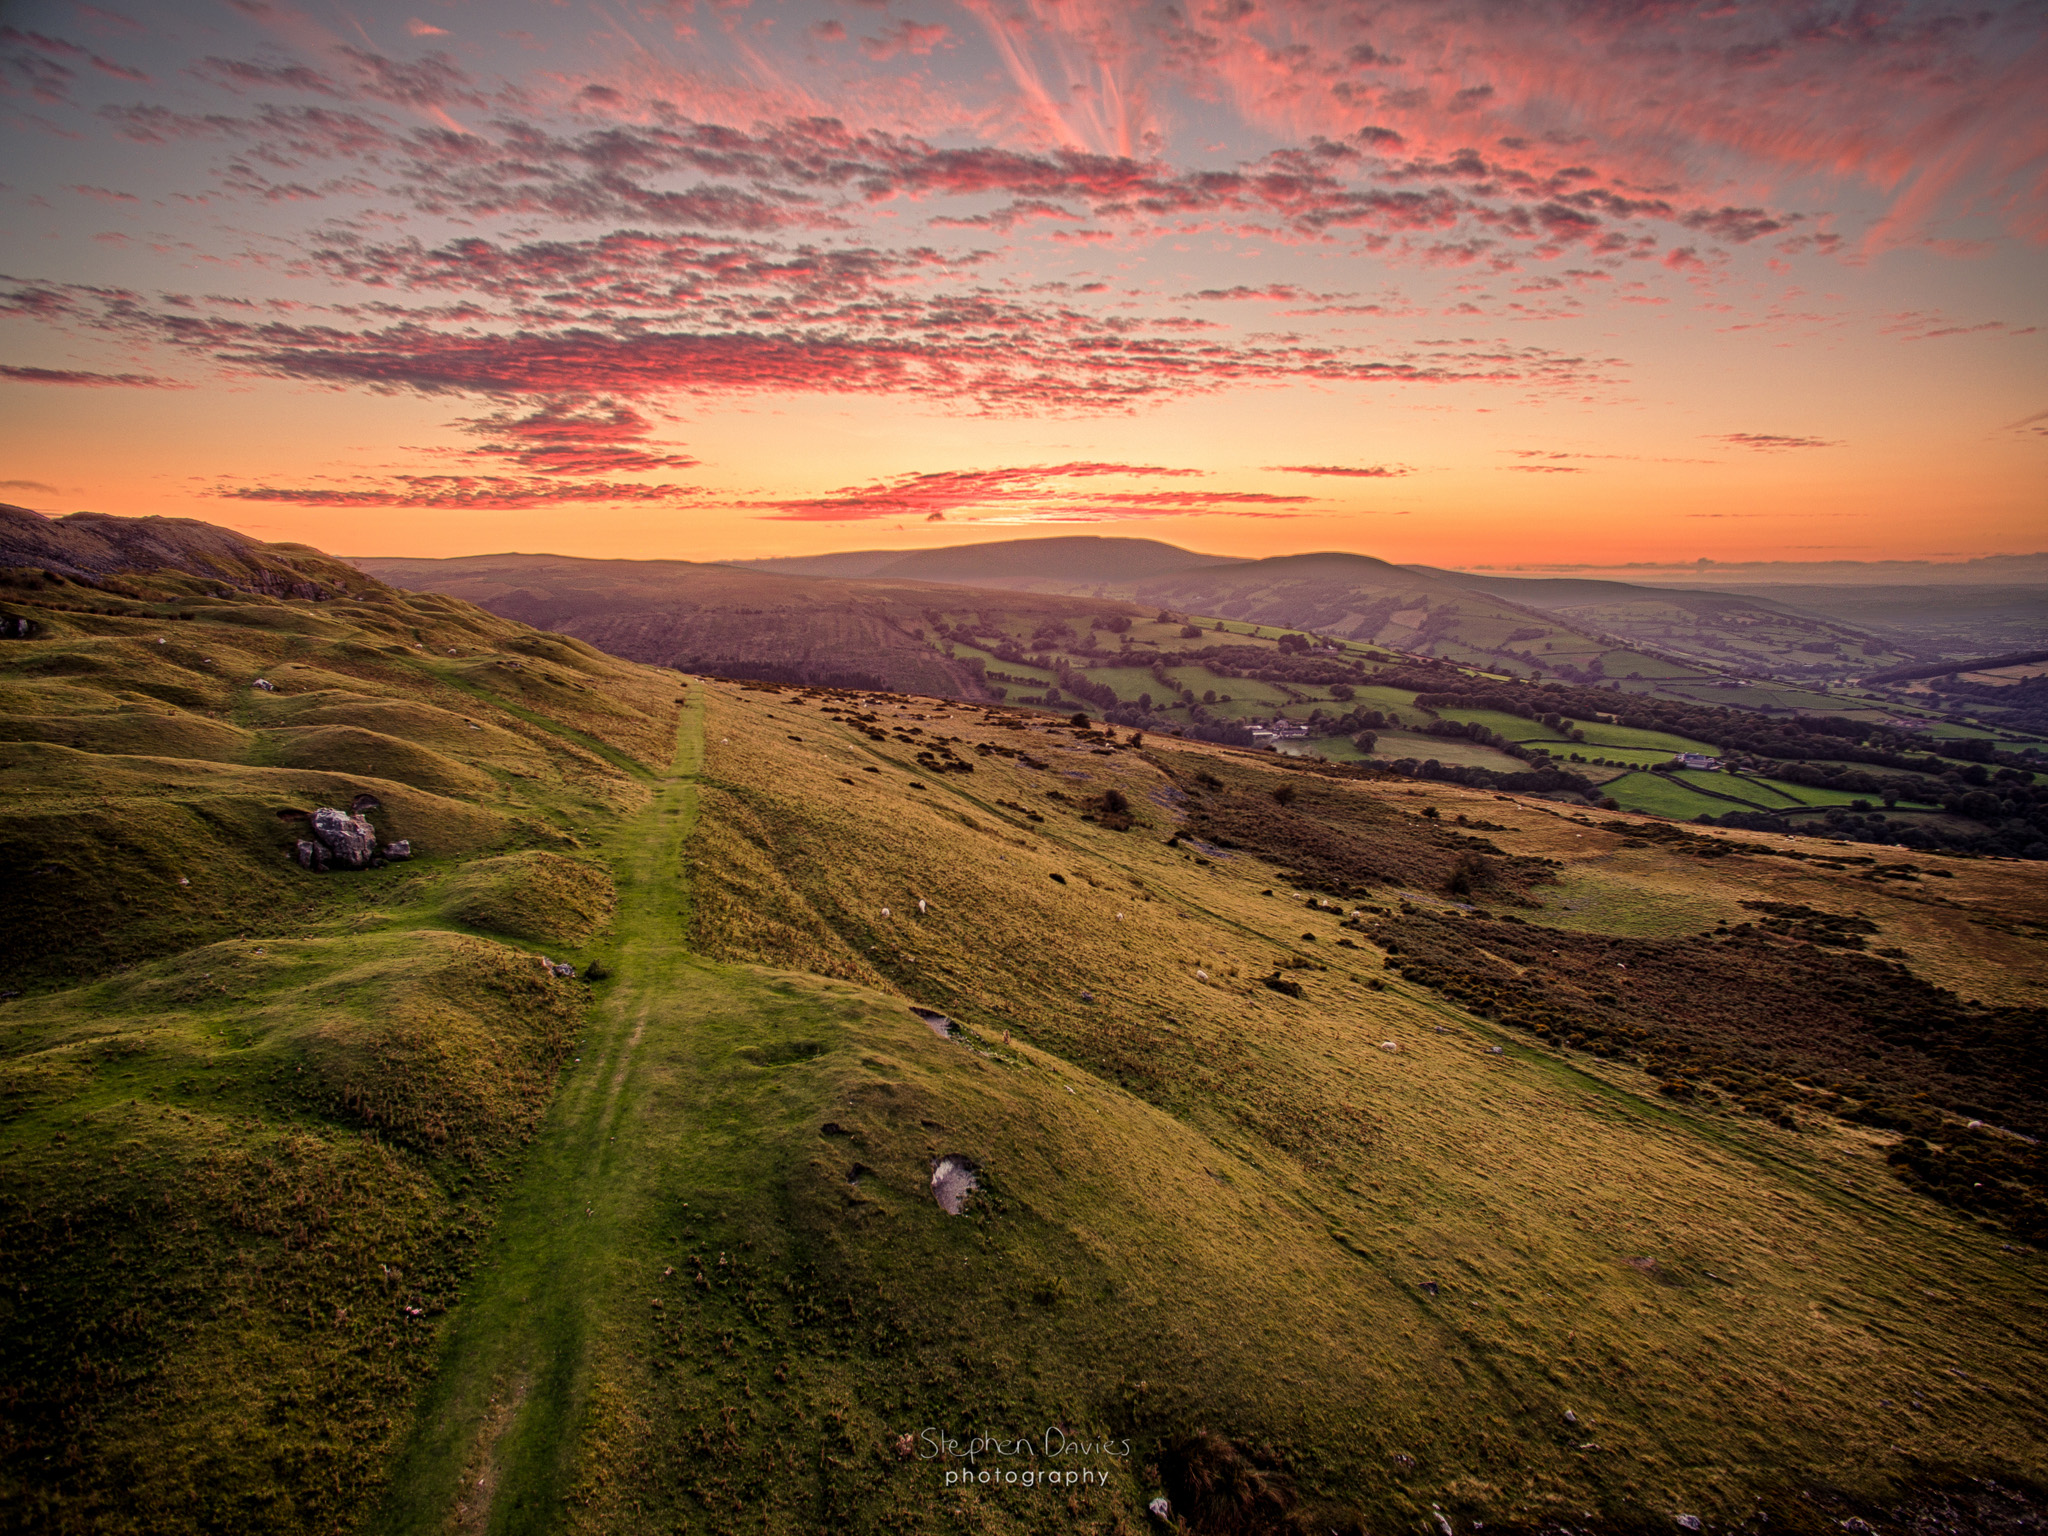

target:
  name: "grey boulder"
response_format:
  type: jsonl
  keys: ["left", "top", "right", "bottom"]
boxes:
{"left": 309, "top": 807, "right": 378, "bottom": 870}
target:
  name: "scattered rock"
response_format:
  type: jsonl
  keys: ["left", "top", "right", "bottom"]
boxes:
{"left": 1379, "top": 1041, "right": 1401, "bottom": 1053}
{"left": 1676, "top": 1518, "right": 1701, "bottom": 1532}
{"left": 1419, "top": 1280, "right": 1439, "bottom": 1297}
{"left": 1148, "top": 1497, "right": 1172, "bottom": 1523}
{"left": 1078, "top": 990, "right": 1095, "bottom": 1003}
{"left": 930, "top": 1154, "right": 978, "bottom": 1215}
{"left": 252, "top": 678, "right": 275, "bottom": 691}
{"left": 383, "top": 840, "right": 411, "bottom": 860}
{"left": 294, "top": 838, "right": 326, "bottom": 872}
{"left": 1564, "top": 1409, "right": 1578, "bottom": 1425}
{"left": 910, "top": 1006, "right": 955, "bottom": 1038}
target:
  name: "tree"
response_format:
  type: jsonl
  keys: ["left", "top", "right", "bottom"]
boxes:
{"left": 1329, "top": 683, "right": 1355, "bottom": 701}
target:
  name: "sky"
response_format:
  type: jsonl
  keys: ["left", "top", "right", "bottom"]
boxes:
{"left": 1, "top": 0, "right": 2043, "bottom": 568}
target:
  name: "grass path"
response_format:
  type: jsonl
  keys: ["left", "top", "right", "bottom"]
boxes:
{"left": 369, "top": 698, "right": 707, "bottom": 1536}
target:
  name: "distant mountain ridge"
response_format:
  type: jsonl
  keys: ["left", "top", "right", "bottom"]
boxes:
{"left": 725, "top": 535, "right": 1226, "bottom": 585}
{"left": 0, "top": 503, "right": 376, "bottom": 600}
{"left": 350, "top": 550, "right": 1157, "bottom": 696}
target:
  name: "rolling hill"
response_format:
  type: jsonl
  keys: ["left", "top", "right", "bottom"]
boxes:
{"left": 1403, "top": 567, "right": 1927, "bottom": 683}
{"left": 4, "top": 511, "right": 2046, "bottom": 1536}
{"left": 726, "top": 535, "right": 1226, "bottom": 586}
{"left": 717, "top": 536, "right": 1937, "bottom": 695}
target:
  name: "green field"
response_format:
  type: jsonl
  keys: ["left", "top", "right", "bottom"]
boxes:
{"left": 1673, "top": 769, "right": 1802, "bottom": 808}
{"left": 1436, "top": 707, "right": 1556, "bottom": 741}
{"left": 1366, "top": 727, "right": 1530, "bottom": 772}
{"left": 1600, "top": 770, "right": 1762, "bottom": 819}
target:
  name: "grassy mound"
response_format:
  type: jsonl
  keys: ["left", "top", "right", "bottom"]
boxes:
{"left": 0, "top": 931, "right": 580, "bottom": 1535}
{"left": 0, "top": 710, "right": 253, "bottom": 761}
{"left": 259, "top": 725, "right": 496, "bottom": 799}
{"left": 441, "top": 852, "right": 617, "bottom": 947}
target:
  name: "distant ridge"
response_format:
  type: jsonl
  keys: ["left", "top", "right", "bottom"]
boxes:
{"left": 0, "top": 503, "right": 376, "bottom": 599}
{"left": 729, "top": 535, "right": 1225, "bottom": 585}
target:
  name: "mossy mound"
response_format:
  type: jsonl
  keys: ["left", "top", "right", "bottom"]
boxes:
{"left": 0, "top": 742, "right": 518, "bottom": 982}
{"left": 270, "top": 697, "right": 539, "bottom": 760}
{"left": 0, "top": 931, "right": 579, "bottom": 1534}
{"left": 260, "top": 725, "right": 495, "bottom": 799}
{"left": 442, "top": 851, "right": 616, "bottom": 946}
{"left": 0, "top": 710, "right": 253, "bottom": 762}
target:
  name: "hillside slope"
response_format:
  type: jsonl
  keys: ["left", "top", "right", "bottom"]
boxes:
{"left": 480, "top": 675, "right": 2044, "bottom": 1536}
{"left": 351, "top": 553, "right": 1162, "bottom": 699}
{"left": 0, "top": 517, "right": 684, "bottom": 1533}
{"left": 727, "top": 535, "right": 1225, "bottom": 585}
{"left": 6, "top": 516, "right": 2045, "bottom": 1536}
{"left": 1408, "top": 567, "right": 1923, "bottom": 682}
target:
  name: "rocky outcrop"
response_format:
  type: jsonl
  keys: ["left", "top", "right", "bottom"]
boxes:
{"left": 383, "top": 840, "right": 411, "bottom": 860}
{"left": 290, "top": 806, "right": 381, "bottom": 872}
{"left": 311, "top": 807, "right": 378, "bottom": 868}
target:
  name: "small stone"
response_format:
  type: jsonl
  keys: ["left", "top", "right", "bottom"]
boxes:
{"left": 1676, "top": 1518, "right": 1701, "bottom": 1532}
{"left": 1564, "top": 1409, "right": 1578, "bottom": 1425}
{"left": 1148, "top": 1498, "right": 1171, "bottom": 1522}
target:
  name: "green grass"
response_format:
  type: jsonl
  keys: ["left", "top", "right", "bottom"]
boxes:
{"left": 1568, "top": 720, "right": 1720, "bottom": 754}
{"left": 1601, "top": 771, "right": 1768, "bottom": 819}
{"left": 1736, "top": 775, "right": 1939, "bottom": 810}
{"left": 1365, "top": 727, "right": 1531, "bottom": 771}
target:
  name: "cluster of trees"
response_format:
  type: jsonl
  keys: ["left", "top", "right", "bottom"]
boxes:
{"left": 1101, "top": 701, "right": 1258, "bottom": 746}
{"left": 1914, "top": 672, "right": 2048, "bottom": 735}
{"left": 1706, "top": 795, "right": 2048, "bottom": 860}
{"left": 1381, "top": 757, "right": 1598, "bottom": 797}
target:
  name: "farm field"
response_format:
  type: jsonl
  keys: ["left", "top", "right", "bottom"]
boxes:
{"left": 1364, "top": 727, "right": 1534, "bottom": 772}
{"left": 1601, "top": 770, "right": 1763, "bottom": 819}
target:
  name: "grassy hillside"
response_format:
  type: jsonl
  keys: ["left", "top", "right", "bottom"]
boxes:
{"left": 349, "top": 553, "right": 1162, "bottom": 701}
{"left": 1408, "top": 570, "right": 1923, "bottom": 684}
{"left": 0, "top": 529, "right": 684, "bottom": 1533}
{"left": 7, "top": 517, "right": 2045, "bottom": 1536}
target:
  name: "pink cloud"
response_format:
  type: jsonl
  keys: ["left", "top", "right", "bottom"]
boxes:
{"left": 743, "top": 461, "right": 1293, "bottom": 521}
{"left": 1710, "top": 433, "right": 1841, "bottom": 450}
{"left": 860, "top": 20, "right": 949, "bottom": 62}
{"left": 0, "top": 363, "right": 183, "bottom": 387}
{"left": 214, "top": 475, "right": 696, "bottom": 509}
{"left": 1264, "top": 463, "right": 1411, "bottom": 477}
